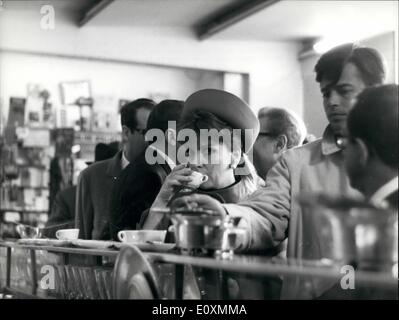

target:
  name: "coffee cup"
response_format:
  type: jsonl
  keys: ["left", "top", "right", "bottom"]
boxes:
{"left": 55, "top": 229, "right": 79, "bottom": 240}
{"left": 117, "top": 230, "right": 167, "bottom": 243}
{"left": 187, "top": 171, "right": 208, "bottom": 188}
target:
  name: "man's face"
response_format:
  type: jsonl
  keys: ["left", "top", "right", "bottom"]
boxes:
{"left": 343, "top": 137, "right": 365, "bottom": 192}
{"left": 124, "top": 107, "right": 151, "bottom": 162}
{"left": 252, "top": 117, "right": 280, "bottom": 179}
{"left": 320, "top": 62, "right": 366, "bottom": 137}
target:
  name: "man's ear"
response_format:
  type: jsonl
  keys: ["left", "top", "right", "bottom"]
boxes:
{"left": 274, "top": 135, "right": 288, "bottom": 154}
{"left": 165, "top": 128, "right": 177, "bottom": 146}
{"left": 354, "top": 138, "right": 370, "bottom": 167}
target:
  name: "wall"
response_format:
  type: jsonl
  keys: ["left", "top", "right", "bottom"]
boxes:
{"left": 0, "top": 51, "right": 223, "bottom": 128}
{"left": 0, "top": 3, "right": 304, "bottom": 122}
{"left": 300, "top": 32, "right": 397, "bottom": 137}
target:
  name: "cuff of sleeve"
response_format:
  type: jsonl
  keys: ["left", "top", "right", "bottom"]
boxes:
{"left": 222, "top": 204, "right": 251, "bottom": 251}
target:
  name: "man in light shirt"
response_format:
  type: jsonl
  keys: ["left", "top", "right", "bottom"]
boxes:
{"left": 75, "top": 98, "right": 155, "bottom": 240}
{"left": 344, "top": 84, "right": 398, "bottom": 210}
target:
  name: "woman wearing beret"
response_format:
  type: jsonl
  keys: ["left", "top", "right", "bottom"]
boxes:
{"left": 141, "top": 89, "right": 262, "bottom": 231}
{"left": 141, "top": 89, "right": 267, "bottom": 299}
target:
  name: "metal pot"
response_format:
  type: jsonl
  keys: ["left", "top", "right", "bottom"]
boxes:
{"left": 168, "top": 208, "right": 247, "bottom": 252}
{"left": 299, "top": 194, "right": 398, "bottom": 271}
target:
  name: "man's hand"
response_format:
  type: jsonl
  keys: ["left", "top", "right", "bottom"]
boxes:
{"left": 170, "top": 193, "right": 226, "bottom": 217}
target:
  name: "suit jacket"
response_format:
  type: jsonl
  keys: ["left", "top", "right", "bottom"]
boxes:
{"left": 44, "top": 186, "right": 76, "bottom": 238}
{"left": 75, "top": 151, "right": 123, "bottom": 240}
{"left": 109, "top": 150, "right": 171, "bottom": 240}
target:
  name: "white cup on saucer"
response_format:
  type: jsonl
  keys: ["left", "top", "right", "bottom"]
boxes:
{"left": 55, "top": 229, "right": 79, "bottom": 240}
{"left": 117, "top": 230, "right": 167, "bottom": 243}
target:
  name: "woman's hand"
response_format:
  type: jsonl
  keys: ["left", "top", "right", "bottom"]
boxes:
{"left": 153, "top": 164, "right": 194, "bottom": 206}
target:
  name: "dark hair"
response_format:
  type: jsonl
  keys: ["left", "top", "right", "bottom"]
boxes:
{"left": 347, "top": 84, "right": 398, "bottom": 168}
{"left": 94, "top": 142, "right": 119, "bottom": 162}
{"left": 146, "top": 100, "right": 184, "bottom": 132}
{"left": 315, "top": 43, "right": 386, "bottom": 86}
{"left": 120, "top": 98, "right": 155, "bottom": 131}
{"left": 258, "top": 107, "right": 306, "bottom": 148}
{"left": 178, "top": 110, "right": 240, "bottom": 151}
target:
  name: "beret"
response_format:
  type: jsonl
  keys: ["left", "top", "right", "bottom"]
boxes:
{"left": 181, "top": 89, "right": 259, "bottom": 153}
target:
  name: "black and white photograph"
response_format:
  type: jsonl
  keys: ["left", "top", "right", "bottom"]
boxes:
{"left": 0, "top": 0, "right": 397, "bottom": 308}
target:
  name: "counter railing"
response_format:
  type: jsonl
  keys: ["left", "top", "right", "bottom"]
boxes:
{"left": 0, "top": 240, "right": 397, "bottom": 300}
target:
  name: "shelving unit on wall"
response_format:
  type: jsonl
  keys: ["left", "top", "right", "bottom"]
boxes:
{"left": 0, "top": 128, "right": 52, "bottom": 237}
{"left": 0, "top": 81, "right": 122, "bottom": 239}
{"left": 0, "top": 124, "right": 122, "bottom": 238}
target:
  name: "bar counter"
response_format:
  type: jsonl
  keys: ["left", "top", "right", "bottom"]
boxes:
{"left": 0, "top": 240, "right": 397, "bottom": 299}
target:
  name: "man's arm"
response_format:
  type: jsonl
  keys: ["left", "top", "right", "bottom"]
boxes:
{"left": 224, "top": 156, "right": 292, "bottom": 251}
{"left": 75, "top": 171, "right": 94, "bottom": 240}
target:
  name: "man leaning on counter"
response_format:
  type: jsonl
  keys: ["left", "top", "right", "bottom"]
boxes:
{"left": 172, "top": 43, "right": 387, "bottom": 299}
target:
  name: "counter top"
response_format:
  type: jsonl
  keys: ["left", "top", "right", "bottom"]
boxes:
{"left": 1, "top": 240, "right": 397, "bottom": 289}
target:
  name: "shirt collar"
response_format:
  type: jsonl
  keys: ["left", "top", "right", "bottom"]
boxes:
{"left": 321, "top": 125, "right": 341, "bottom": 156}
{"left": 147, "top": 145, "right": 176, "bottom": 170}
{"left": 369, "top": 176, "right": 398, "bottom": 208}
{"left": 121, "top": 151, "right": 130, "bottom": 170}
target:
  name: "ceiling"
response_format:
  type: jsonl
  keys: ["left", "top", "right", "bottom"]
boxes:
{"left": 88, "top": 0, "right": 399, "bottom": 42}
{"left": 212, "top": 0, "right": 398, "bottom": 42}
{"left": 2, "top": 0, "right": 398, "bottom": 43}
{"left": 86, "top": 0, "right": 241, "bottom": 27}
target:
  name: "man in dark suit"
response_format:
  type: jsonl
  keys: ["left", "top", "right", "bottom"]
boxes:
{"left": 344, "top": 84, "right": 398, "bottom": 210}
{"left": 44, "top": 142, "right": 119, "bottom": 238}
{"left": 109, "top": 100, "right": 183, "bottom": 240}
{"left": 75, "top": 98, "right": 155, "bottom": 240}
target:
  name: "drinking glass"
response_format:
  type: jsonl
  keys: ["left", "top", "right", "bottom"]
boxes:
{"left": 79, "top": 267, "right": 100, "bottom": 299}
{"left": 71, "top": 266, "right": 86, "bottom": 299}
{"left": 55, "top": 265, "right": 68, "bottom": 299}
{"left": 64, "top": 265, "right": 79, "bottom": 299}
{"left": 101, "top": 269, "right": 113, "bottom": 300}
{"left": 93, "top": 268, "right": 107, "bottom": 300}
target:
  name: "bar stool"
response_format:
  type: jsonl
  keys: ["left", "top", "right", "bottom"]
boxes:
{"left": 113, "top": 245, "right": 161, "bottom": 299}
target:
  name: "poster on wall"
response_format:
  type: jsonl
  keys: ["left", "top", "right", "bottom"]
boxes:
{"left": 26, "top": 83, "right": 43, "bottom": 126}
{"left": 24, "top": 84, "right": 55, "bottom": 128}
{"left": 7, "top": 97, "right": 26, "bottom": 126}
{"left": 60, "top": 80, "right": 91, "bottom": 105}
{"left": 58, "top": 105, "right": 81, "bottom": 130}
{"left": 91, "top": 95, "right": 119, "bottom": 131}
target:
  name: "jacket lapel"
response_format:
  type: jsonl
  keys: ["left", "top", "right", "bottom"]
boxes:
{"left": 106, "top": 151, "right": 123, "bottom": 179}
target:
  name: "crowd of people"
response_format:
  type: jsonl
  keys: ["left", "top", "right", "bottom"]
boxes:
{"left": 46, "top": 42, "right": 398, "bottom": 299}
